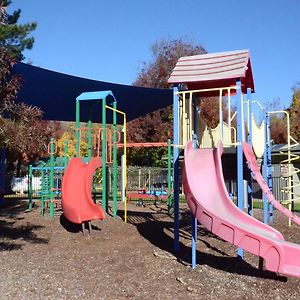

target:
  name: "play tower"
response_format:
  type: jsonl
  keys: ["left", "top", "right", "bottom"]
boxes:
{"left": 168, "top": 49, "right": 300, "bottom": 277}
{"left": 169, "top": 49, "right": 255, "bottom": 255}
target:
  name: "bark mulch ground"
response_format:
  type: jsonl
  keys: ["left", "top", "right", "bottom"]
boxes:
{"left": 0, "top": 199, "right": 300, "bottom": 299}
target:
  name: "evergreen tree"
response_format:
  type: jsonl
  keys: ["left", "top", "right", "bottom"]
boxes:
{"left": 0, "top": 1, "right": 49, "bottom": 177}
{"left": 0, "top": 0, "right": 36, "bottom": 60}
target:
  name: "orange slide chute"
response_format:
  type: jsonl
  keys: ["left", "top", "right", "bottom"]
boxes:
{"left": 62, "top": 157, "right": 105, "bottom": 224}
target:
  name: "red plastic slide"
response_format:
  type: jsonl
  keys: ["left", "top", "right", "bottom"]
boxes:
{"left": 62, "top": 157, "right": 105, "bottom": 224}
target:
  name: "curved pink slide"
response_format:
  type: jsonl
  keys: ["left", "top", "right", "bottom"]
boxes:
{"left": 183, "top": 141, "right": 300, "bottom": 277}
{"left": 62, "top": 157, "right": 105, "bottom": 224}
{"left": 242, "top": 142, "right": 300, "bottom": 225}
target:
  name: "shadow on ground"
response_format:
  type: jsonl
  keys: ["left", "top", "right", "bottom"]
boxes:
{"left": 0, "top": 199, "right": 49, "bottom": 251}
{"left": 118, "top": 205, "right": 287, "bottom": 282}
{"left": 59, "top": 214, "right": 102, "bottom": 234}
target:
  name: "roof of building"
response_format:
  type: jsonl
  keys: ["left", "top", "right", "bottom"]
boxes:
{"left": 168, "top": 49, "right": 255, "bottom": 94}
{"left": 14, "top": 63, "right": 173, "bottom": 123}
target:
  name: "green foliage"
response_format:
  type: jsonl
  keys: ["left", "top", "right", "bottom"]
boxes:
{"left": 134, "top": 37, "right": 206, "bottom": 89}
{"left": 289, "top": 84, "right": 300, "bottom": 141}
{"left": 0, "top": 0, "right": 37, "bottom": 60}
{"left": 0, "top": 1, "right": 53, "bottom": 175}
{"left": 127, "top": 147, "right": 168, "bottom": 167}
{"left": 268, "top": 85, "right": 300, "bottom": 144}
{"left": 129, "top": 38, "right": 207, "bottom": 166}
{"left": 270, "top": 116, "right": 287, "bottom": 144}
{"left": 265, "top": 98, "right": 287, "bottom": 144}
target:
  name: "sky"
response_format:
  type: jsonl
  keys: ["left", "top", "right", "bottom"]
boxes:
{"left": 8, "top": 0, "right": 300, "bottom": 110}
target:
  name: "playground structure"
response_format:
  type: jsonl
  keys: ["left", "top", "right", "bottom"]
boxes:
{"left": 267, "top": 111, "right": 300, "bottom": 225}
{"left": 28, "top": 138, "right": 68, "bottom": 217}
{"left": 168, "top": 49, "right": 300, "bottom": 277}
{"left": 125, "top": 140, "right": 173, "bottom": 212}
{"left": 27, "top": 91, "right": 173, "bottom": 223}
{"left": 60, "top": 91, "right": 126, "bottom": 229}
{"left": 2, "top": 48, "right": 299, "bottom": 278}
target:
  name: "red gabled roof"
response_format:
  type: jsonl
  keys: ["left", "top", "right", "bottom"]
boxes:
{"left": 168, "top": 49, "right": 255, "bottom": 94}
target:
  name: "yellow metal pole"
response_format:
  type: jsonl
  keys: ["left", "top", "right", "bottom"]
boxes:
{"left": 182, "top": 93, "right": 186, "bottom": 145}
{"left": 269, "top": 110, "right": 292, "bottom": 226}
{"left": 105, "top": 105, "right": 127, "bottom": 223}
{"left": 228, "top": 88, "right": 231, "bottom": 143}
{"left": 189, "top": 91, "right": 193, "bottom": 140}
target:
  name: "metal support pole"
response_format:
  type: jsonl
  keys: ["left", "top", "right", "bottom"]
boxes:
{"left": 41, "top": 167, "right": 45, "bottom": 216}
{"left": 75, "top": 100, "right": 80, "bottom": 157}
{"left": 236, "top": 80, "right": 244, "bottom": 259}
{"left": 87, "top": 103, "right": 92, "bottom": 161}
{"left": 266, "top": 113, "right": 273, "bottom": 222}
{"left": 64, "top": 140, "right": 69, "bottom": 169}
{"left": 247, "top": 88, "right": 253, "bottom": 216}
{"left": 173, "top": 87, "right": 180, "bottom": 251}
{"left": 263, "top": 111, "right": 269, "bottom": 224}
{"left": 219, "top": 89, "right": 224, "bottom": 142}
{"left": 192, "top": 217, "right": 197, "bottom": 268}
{"left": 28, "top": 164, "right": 33, "bottom": 210}
{"left": 113, "top": 101, "right": 118, "bottom": 217}
{"left": 102, "top": 97, "right": 107, "bottom": 212}
{"left": 167, "top": 138, "right": 172, "bottom": 215}
{"left": 49, "top": 138, "right": 55, "bottom": 218}
{"left": 192, "top": 95, "right": 198, "bottom": 268}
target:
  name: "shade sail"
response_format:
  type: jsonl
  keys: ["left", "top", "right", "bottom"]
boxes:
{"left": 14, "top": 63, "right": 173, "bottom": 123}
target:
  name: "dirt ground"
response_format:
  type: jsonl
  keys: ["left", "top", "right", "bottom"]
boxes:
{"left": 0, "top": 199, "right": 300, "bottom": 300}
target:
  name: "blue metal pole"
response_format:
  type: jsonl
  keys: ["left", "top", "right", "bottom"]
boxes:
{"left": 191, "top": 95, "right": 198, "bottom": 268}
{"left": 247, "top": 88, "right": 253, "bottom": 146}
{"left": 236, "top": 80, "right": 244, "bottom": 259}
{"left": 173, "top": 87, "right": 180, "bottom": 252}
{"left": 247, "top": 88, "right": 253, "bottom": 216}
{"left": 266, "top": 113, "right": 273, "bottom": 223}
{"left": 192, "top": 217, "right": 197, "bottom": 268}
{"left": 263, "top": 111, "right": 269, "bottom": 224}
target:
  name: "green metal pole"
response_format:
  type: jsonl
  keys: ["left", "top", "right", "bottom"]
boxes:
{"left": 167, "top": 138, "right": 172, "bottom": 215}
{"left": 75, "top": 100, "right": 80, "bottom": 157}
{"left": 64, "top": 140, "right": 69, "bottom": 169}
{"left": 102, "top": 97, "right": 107, "bottom": 212}
{"left": 49, "top": 138, "right": 55, "bottom": 218}
{"left": 87, "top": 104, "right": 92, "bottom": 161}
{"left": 41, "top": 167, "right": 45, "bottom": 216}
{"left": 113, "top": 101, "right": 117, "bottom": 217}
{"left": 28, "top": 164, "right": 33, "bottom": 210}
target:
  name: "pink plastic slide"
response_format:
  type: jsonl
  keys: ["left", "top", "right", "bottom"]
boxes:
{"left": 62, "top": 157, "right": 105, "bottom": 224}
{"left": 183, "top": 141, "right": 300, "bottom": 277}
{"left": 242, "top": 142, "right": 300, "bottom": 225}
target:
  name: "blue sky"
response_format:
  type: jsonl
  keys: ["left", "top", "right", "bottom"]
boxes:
{"left": 9, "top": 0, "right": 300, "bottom": 110}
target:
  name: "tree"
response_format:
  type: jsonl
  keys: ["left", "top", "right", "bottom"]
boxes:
{"left": 134, "top": 38, "right": 206, "bottom": 89}
{"left": 0, "top": 1, "right": 50, "bottom": 178}
{"left": 0, "top": 0, "right": 36, "bottom": 60}
{"left": 289, "top": 84, "right": 300, "bottom": 141}
{"left": 128, "top": 38, "right": 207, "bottom": 166}
{"left": 270, "top": 116, "right": 287, "bottom": 144}
{"left": 264, "top": 97, "right": 287, "bottom": 144}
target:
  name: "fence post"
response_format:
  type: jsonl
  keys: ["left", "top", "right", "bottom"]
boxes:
{"left": 28, "top": 164, "right": 33, "bottom": 210}
{"left": 49, "top": 138, "right": 55, "bottom": 218}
